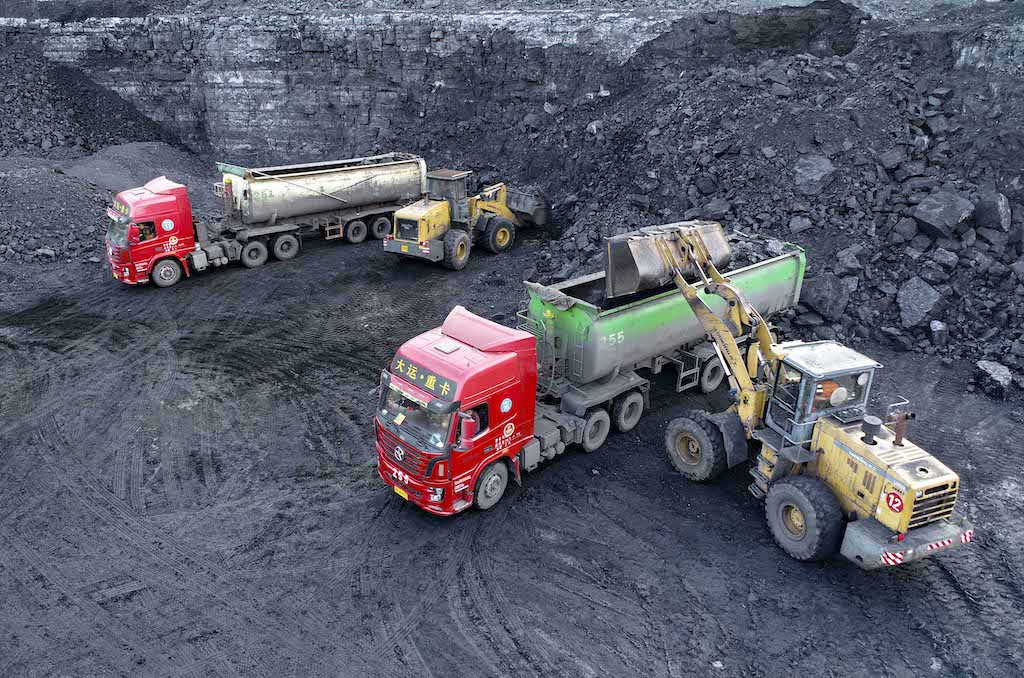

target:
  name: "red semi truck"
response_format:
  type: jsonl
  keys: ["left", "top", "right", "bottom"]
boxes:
{"left": 373, "top": 224, "right": 807, "bottom": 515}
{"left": 105, "top": 153, "right": 426, "bottom": 287}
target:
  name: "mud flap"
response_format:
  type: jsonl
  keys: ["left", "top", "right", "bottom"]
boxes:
{"left": 699, "top": 410, "right": 749, "bottom": 469}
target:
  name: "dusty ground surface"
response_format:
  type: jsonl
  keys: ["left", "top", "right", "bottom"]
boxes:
{"left": 1, "top": 234, "right": 1022, "bottom": 678}
{"left": 2, "top": 0, "right": 1024, "bottom": 675}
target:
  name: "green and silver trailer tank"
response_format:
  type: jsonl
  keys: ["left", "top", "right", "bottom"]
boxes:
{"left": 519, "top": 238, "right": 805, "bottom": 412}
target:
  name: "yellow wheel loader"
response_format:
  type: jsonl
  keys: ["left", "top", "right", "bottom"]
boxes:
{"left": 382, "top": 169, "right": 549, "bottom": 270}
{"left": 647, "top": 229, "right": 973, "bottom": 569}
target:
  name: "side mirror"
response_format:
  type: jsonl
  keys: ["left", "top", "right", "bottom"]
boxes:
{"left": 456, "top": 412, "right": 477, "bottom": 450}
{"left": 127, "top": 224, "right": 140, "bottom": 245}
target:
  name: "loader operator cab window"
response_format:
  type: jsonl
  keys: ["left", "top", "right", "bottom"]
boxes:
{"left": 427, "top": 176, "right": 468, "bottom": 203}
{"left": 810, "top": 371, "right": 871, "bottom": 414}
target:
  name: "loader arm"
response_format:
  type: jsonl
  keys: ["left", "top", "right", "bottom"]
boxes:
{"left": 654, "top": 235, "right": 782, "bottom": 431}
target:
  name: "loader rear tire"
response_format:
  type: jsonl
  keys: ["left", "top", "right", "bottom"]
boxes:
{"left": 271, "top": 233, "right": 299, "bottom": 261}
{"left": 611, "top": 391, "right": 644, "bottom": 433}
{"left": 442, "top": 230, "right": 471, "bottom": 270}
{"left": 345, "top": 220, "right": 368, "bottom": 244}
{"left": 370, "top": 215, "right": 392, "bottom": 239}
{"left": 765, "top": 476, "right": 844, "bottom": 562}
{"left": 664, "top": 412, "right": 727, "bottom": 482}
{"left": 482, "top": 217, "right": 516, "bottom": 254}
{"left": 241, "top": 240, "right": 268, "bottom": 268}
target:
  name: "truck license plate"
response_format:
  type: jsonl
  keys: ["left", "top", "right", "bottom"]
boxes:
{"left": 394, "top": 486, "right": 408, "bottom": 500}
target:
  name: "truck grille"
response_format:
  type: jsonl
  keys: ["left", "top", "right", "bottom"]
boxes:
{"left": 377, "top": 427, "right": 436, "bottom": 479}
{"left": 909, "top": 482, "right": 958, "bottom": 529}
{"left": 396, "top": 218, "right": 418, "bottom": 241}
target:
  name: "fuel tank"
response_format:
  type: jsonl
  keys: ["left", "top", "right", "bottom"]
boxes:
{"left": 218, "top": 153, "right": 427, "bottom": 224}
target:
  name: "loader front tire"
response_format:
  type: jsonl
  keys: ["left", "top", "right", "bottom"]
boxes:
{"left": 442, "top": 230, "right": 471, "bottom": 270}
{"left": 765, "top": 476, "right": 844, "bottom": 562}
{"left": 482, "top": 217, "right": 516, "bottom": 254}
{"left": 664, "top": 412, "right": 727, "bottom": 482}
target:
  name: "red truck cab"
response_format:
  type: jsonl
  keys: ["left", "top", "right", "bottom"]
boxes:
{"left": 374, "top": 306, "right": 538, "bottom": 515}
{"left": 105, "top": 176, "right": 195, "bottom": 285}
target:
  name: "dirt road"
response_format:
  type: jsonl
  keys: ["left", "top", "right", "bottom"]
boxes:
{"left": 0, "top": 238, "right": 1021, "bottom": 677}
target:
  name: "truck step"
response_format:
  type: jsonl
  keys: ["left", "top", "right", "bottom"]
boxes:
{"left": 453, "top": 499, "right": 472, "bottom": 512}
{"left": 747, "top": 482, "right": 766, "bottom": 499}
{"left": 324, "top": 225, "right": 344, "bottom": 240}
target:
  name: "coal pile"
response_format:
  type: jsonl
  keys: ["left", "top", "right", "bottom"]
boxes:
{"left": 523, "top": 5, "right": 1024, "bottom": 384}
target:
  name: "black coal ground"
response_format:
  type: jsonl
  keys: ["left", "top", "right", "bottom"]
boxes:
{"left": 1, "top": 235, "right": 1022, "bottom": 678}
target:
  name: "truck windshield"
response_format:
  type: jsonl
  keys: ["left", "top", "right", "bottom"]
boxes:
{"left": 378, "top": 383, "right": 452, "bottom": 450}
{"left": 107, "top": 215, "right": 130, "bottom": 246}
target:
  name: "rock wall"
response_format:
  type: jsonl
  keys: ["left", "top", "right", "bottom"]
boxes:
{"left": 3, "top": 1, "right": 861, "bottom": 165}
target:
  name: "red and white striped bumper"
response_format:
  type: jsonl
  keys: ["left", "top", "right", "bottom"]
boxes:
{"left": 842, "top": 516, "right": 975, "bottom": 570}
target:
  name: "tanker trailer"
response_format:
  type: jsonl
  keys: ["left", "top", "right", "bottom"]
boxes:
{"left": 372, "top": 222, "right": 807, "bottom": 515}
{"left": 106, "top": 153, "right": 427, "bottom": 288}
{"left": 217, "top": 152, "right": 426, "bottom": 242}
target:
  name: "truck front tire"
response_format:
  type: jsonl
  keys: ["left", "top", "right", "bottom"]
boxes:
{"left": 271, "top": 234, "right": 299, "bottom": 261}
{"left": 765, "top": 476, "right": 844, "bottom": 562}
{"left": 664, "top": 413, "right": 727, "bottom": 482}
{"left": 482, "top": 217, "right": 517, "bottom": 254}
{"left": 370, "top": 215, "right": 392, "bottom": 239}
{"left": 611, "top": 391, "right": 644, "bottom": 433}
{"left": 345, "top": 220, "right": 368, "bottom": 244}
{"left": 151, "top": 259, "right": 182, "bottom": 288}
{"left": 474, "top": 461, "right": 509, "bottom": 510}
{"left": 442, "top": 230, "right": 471, "bottom": 270}
{"left": 241, "top": 240, "right": 268, "bottom": 268}
{"left": 581, "top": 408, "right": 611, "bottom": 452}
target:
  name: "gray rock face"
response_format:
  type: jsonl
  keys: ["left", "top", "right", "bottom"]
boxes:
{"left": 975, "top": 190, "right": 1012, "bottom": 231}
{"left": 897, "top": 276, "right": 941, "bottom": 327}
{"left": 793, "top": 155, "right": 836, "bottom": 195}
{"left": 912, "top": 191, "right": 975, "bottom": 238}
{"left": 976, "top": 360, "right": 1012, "bottom": 399}
{"left": 801, "top": 273, "right": 850, "bottom": 322}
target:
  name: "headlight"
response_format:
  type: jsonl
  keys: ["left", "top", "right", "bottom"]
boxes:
{"left": 429, "top": 487, "right": 444, "bottom": 503}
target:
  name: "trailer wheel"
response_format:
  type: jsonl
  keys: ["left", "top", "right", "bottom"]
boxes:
{"left": 482, "top": 217, "right": 517, "bottom": 254}
{"left": 370, "top": 215, "right": 392, "bottom": 239}
{"left": 442, "top": 230, "right": 471, "bottom": 270}
{"left": 765, "top": 476, "right": 844, "bottom": 562}
{"left": 664, "top": 413, "right": 727, "bottom": 482}
{"left": 581, "top": 408, "right": 611, "bottom": 452}
{"left": 345, "top": 220, "right": 368, "bottom": 244}
{"left": 611, "top": 391, "right": 644, "bottom": 433}
{"left": 271, "top": 233, "right": 300, "bottom": 261}
{"left": 151, "top": 258, "right": 182, "bottom": 288}
{"left": 474, "top": 461, "right": 509, "bottom": 510}
{"left": 241, "top": 240, "right": 268, "bottom": 268}
{"left": 699, "top": 357, "right": 726, "bottom": 394}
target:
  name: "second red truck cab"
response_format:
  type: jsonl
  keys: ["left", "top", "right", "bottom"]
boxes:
{"left": 105, "top": 177, "right": 196, "bottom": 286}
{"left": 374, "top": 306, "right": 539, "bottom": 515}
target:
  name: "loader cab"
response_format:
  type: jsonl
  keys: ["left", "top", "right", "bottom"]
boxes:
{"left": 765, "top": 342, "right": 881, "bottom": 444}
{"left": 427, "top": 169, "right": 473, "bottom": 224}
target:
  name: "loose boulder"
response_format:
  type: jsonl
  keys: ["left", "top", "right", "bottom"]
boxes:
{"left": 975, "top": 360, "right": 1012, "bottom": 399}
{"left": 897, "top": 276, "right": 940, "bottom": 327}
{"left": 975, "top": 190, "right": 1012, "bottom": 232}
{"left": 912, "top": 191, "right": 975, "bottom": 239}
{"left": 801, "top": 273, "right": 850, "bottom": 322}
{"left": 793, "top": 155, "right": 836, "bottom": 195}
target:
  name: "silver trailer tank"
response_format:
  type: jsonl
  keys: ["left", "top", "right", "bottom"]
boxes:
{"left": 218, "top": 153, "right": 427, "bottom": 225}
{"left": 524, "top": 237, "right": 806, "bottom": 386}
